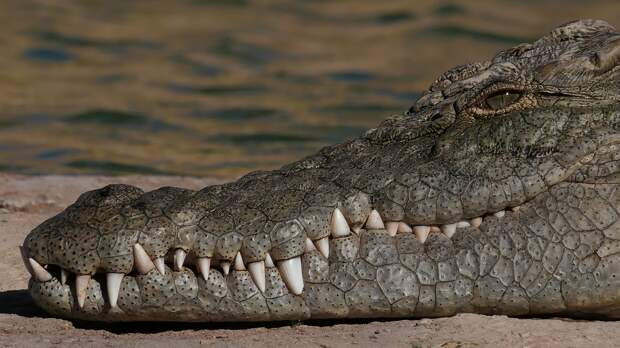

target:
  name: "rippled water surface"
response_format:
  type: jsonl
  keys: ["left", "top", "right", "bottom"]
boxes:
{"left": 1, "top": 1, "right": 619, "bottom": 177}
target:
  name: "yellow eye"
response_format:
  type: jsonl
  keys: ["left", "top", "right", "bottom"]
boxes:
{"left": 485, "top": 90, "right": 521, "bottom": 110}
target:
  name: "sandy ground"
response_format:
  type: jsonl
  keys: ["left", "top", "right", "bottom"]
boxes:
{"left": 1, "top": 173, "right": 620, "bottom": 348}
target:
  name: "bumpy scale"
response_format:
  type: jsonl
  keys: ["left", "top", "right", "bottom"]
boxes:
{"left": 21, "top": 19, "right": 620, "bottom": 321}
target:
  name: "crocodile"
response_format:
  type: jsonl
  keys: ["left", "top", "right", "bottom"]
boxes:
{"left": 19, "top": 19, "right": 620, "bottom": 322}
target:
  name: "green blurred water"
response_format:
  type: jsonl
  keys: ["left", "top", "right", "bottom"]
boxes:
{"left": 0, "top": 0, "right": 618, "bottom": 178}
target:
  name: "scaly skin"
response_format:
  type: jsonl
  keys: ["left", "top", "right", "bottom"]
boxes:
{"left": 20, "top": 19, "right": 620, "bottom": 321}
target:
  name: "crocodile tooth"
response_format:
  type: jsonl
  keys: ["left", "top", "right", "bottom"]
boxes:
{"left": 365, "top": 209, "right": 385, "bottom": 230}
{"left": 133, "top": 244, "right": 155, "bottom": 274}
{"left": 196, "top": 257, "right": 211, "bottom": 281}
{"left": 430, "top": 225, "right": 441, "bottom": 233}
{"left": 174, "top": 249, "right": 187, "bottom": 271}
{"left": 352, "top": 226, "right": 362, "bottom": 234}
{"left": 441, "top": 224, "right": 457, "bottom": 238}
{"left": 386, "top": 222, "right": 399, "bottom": 237}
{"left": 154, "top": 257, "right": 166, "bottom": 276}
{"left": 413, "top": 226, "right": 430, "bottom": 243}
{"left": 75, "top": 274, "right": 90, "bottom": 309}
{"left": 331, "top": 208, "right": 351, "bottom": 238}
{"left": 304, "top": 238, "right": 317, "bottom": 252}
{"left": 314, "top": 237, "right": 329, "bottom": 258}
{"left": 456, "top": 221, "right": 471, "bottom": 228}
{"left": 28, "top": 258, "right": 52, "bottom": 282}
{"left": 234, "top": 252, "right": 246, "bottom": 271}
{"left": 221, "top": 261, "right": 231, "bottom": 275}
{"left": 277, "top": 256, "right": 303, "bottom": 295}
{"left": 60, "top": 268, "right": 68, "bottom": 285}
{"left": 494, "top": 210, "right": 506, "bottom": 218}
{"left": 265, "top": 253, "right": 275, "bottom": 268}
{"left": 398, "top": 222, "right": 413, "bottom": 233}
{"left": 248, "top": 261, "right": 266, "bottom": 292}
{"left": 470, "top": 217, "right": 483, "bottom": 228}
{"left": 106, "top": 273, "right": 124, "bottom": 308}
{"left": 511, "top": 206, "right": 521, "bottom": 212}
{"left": 19, "top": 246, "right": 33, "bottom": 275}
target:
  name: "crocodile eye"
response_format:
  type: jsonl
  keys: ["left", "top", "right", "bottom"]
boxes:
{"left": 485, "top": 90, "right": 521, "bottom": 110}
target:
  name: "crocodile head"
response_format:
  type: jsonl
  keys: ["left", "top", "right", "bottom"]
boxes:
{"left": 21, "top": 19, "right": 620, "bottom": 321}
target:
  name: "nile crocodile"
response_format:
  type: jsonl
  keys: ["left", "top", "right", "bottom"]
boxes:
{"left": 20, "top": 19, "right": 620, "bottom": 321}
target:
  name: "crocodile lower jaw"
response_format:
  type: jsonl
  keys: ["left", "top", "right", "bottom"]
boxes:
{"left": 22, "top": 206, "right": 515, "bottom": 320}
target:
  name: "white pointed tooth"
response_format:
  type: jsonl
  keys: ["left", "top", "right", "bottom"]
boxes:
{"left": 386, "top": 222, "right": 399, "bottom": 237}
{"left": 470, "top": 217, "right": 483, "bottom": 228}
{"left": 174, "top": 249, "right": 187, "bottom": 271}
{"left": 197, "top": 257, "right": 211, "bottom": 281}
{"left": 365, "top": 209, "right": 385, "bottom": 230}
{"left": 265, "top": 254, "right": 275, "bottom": 268}
{"left": 221, "top": 261, "right": 231, "bottom": 275}
{"left": 314, "top": 237, "right": 329, "bottom": 259}
{"left": 398, "top": 222, "right": 413, "bottom": 233}
{"left": 494, "top": 210, "right": 506, "bottom": 218}
{"left": 75, "top": 274, "right": 91, "bottom": 309}
{"left": 133, "top": 244, "right": 155, "bottom": 274}
{"left": 106, "top": 273, "right": 123, "bottom": 308}
{"left": 61, "top": 268, "right": 68, "bottom": 285}
{"left": 304, "top": 238, "right": 317, "bottom": 252}
{"left": 27, "top": 258, "right": 52, "bottom": 282}
{"left": 456, "top": 221, "right": 471, "bottom": 228}
{"left": 248, "top": 261, "right": 266, "bottom": 292}
{"left": 413, "top": 226, "right": 431, "bottom": 243}
{"left": 19, "top": 246, "right": 34, "bottom": 276}
{"left": 510, "top": 206, "right": 521, "bottom": 212}
{"left": 154, "top": 257, "right": 166, "bottom": 276}
{"left": 441, "top": 224, "right": 457, "bottom": 238}
{"left": 331, "top": 208, "right": 351, "bottom": 238}
{"left": 277, "top": 256, "right": 304, "bottom": 295}
{"left": 234, "top": 252, "right": 246, "bottom": 271}
{"left": 430, "top": 225, "right": 441, "bottom": 233}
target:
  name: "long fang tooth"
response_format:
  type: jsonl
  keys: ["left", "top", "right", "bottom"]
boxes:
{"left": 75, "top": 274, "right": 90, "bottom": 309}
{"left": 398, "top": 222, "right": 413, "bottom": 233}
{"left": 304, "top": 238, "right": 317, "bottom": 252}
{"left": 27, "top": 258, "right": 52, "bottom": 282}
{"left": 248, "top": 261, "right": 266, "bottom": 292}
{"left": 470, "top": 217, "right": 482, "bottom": 228}
{"left": 277, "top": 256, "right": 304, "bottom": 295}
{"left": 61, "top": 268, "right": 68, "bottom": 285}
{"left": 365, "top": 209, "right": 385, "bottom": 230}
{"left": 197, "top": 257, "right": 211, "bottom": 281}
{"left": 430, "top": 225, "right": 441, "bottom": 233}
{"left": 456, "top": 221, "right": 471, "bottom": 228}
{"left": 314, "top": 237, "right": 329, "bottom": 259}
{"left": 174, "top": 249, "right": 187, "bottom": 271}
{"left": 386, "top": 222, "right": 399, "bottom": 237}
{"left": 441, "top": 224, "right": 457, "bottom": 238}
{"left": 265, "top": 254, "right": 275, "bottom": 268}
{"left": 106, "top": 273, "right": 123, "bottom": 308}
{"left": 234, "top": 252, "right": 246, "bottom": 271}
{"left": 154, "top": 257, "right": 166, "bottom": 276}
{"left": 331, "top": 208, "right": 351, "bottom": 238}
{"left": 413, "top": 226, "right": 430, "bottom": 243}
{"left": 494, "top": 210, "right": 505, "bottom": 218}
{"left": 133, "top": 244, "right": 155, "bottom": 274}
{"left": 19, "top": 246, "right": 34, "bottom": 276}
{"left": 221, "top": 261, "right": 231, "bottom": 275}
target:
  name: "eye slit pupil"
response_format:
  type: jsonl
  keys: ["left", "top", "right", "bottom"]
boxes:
{"left": 485, "top": 90, "right": 521, "bottom": 110}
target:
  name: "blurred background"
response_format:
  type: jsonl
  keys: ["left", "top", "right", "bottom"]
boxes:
{"left": 0, "top": 0, "right": 619, "bottom": 179}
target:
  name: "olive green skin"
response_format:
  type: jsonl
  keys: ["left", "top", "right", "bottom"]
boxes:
{"left": 23, "top": 19, "right": 620, "bottom": 321}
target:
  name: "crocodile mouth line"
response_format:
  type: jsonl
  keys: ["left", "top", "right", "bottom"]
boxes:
{"left": 21, "top": 205, "right": 519, "bottom": 313}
